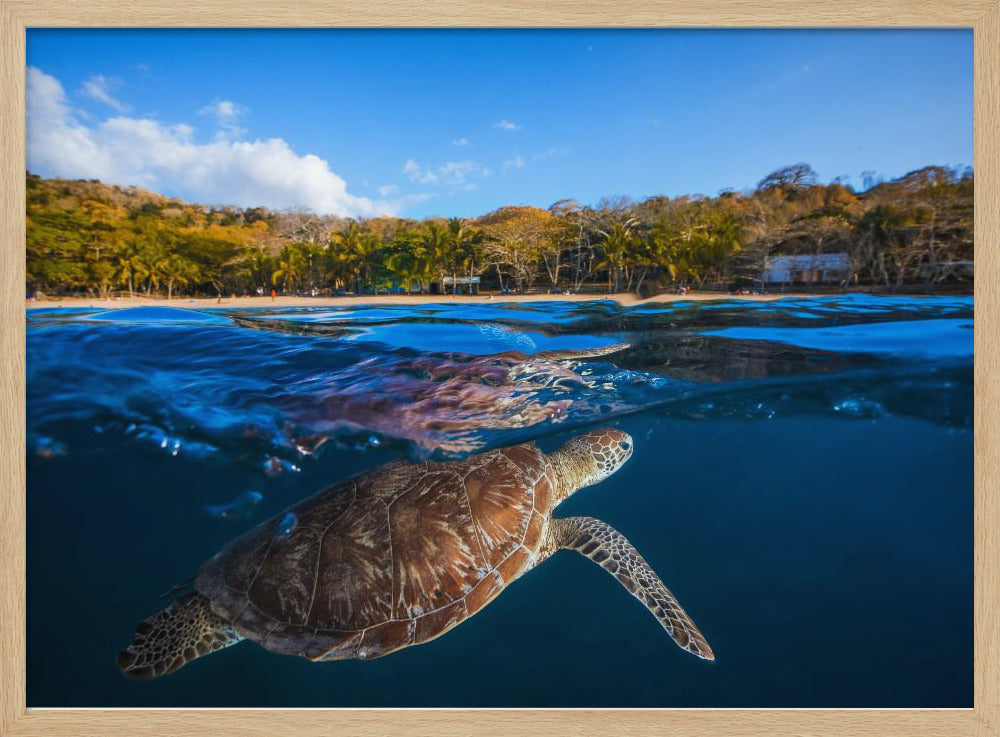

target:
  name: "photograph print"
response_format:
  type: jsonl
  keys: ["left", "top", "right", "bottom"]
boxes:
{"left": 25, "top": 29, "right": 972, "bottom": 707}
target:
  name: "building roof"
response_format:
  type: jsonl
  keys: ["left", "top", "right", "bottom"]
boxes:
{"left": 766, "top": 253, "right": 850, "bottom": 269}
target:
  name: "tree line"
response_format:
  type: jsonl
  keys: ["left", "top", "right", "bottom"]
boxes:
{"left": 25, "top": 163, "right": 973, "bottom": 299}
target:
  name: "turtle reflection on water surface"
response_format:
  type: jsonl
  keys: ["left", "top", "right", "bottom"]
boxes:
{"left": 282, "top": 342, "right": 633, "bottom": 456}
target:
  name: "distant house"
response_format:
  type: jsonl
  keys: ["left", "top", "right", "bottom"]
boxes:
{"left": 763, "top": 253, "right": 851, "bottom": 285}
{"left": 440, "top": 275, "right": 481, "bottom": 294}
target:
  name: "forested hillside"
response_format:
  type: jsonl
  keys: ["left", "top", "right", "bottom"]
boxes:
{"left": 26, "top": 163, "right": 973, "bottom": 298}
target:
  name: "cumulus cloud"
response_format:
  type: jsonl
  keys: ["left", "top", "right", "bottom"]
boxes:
{"left": 403, "top": 158, "right": 438, "bottom": 185}
{"left": 199, "top": 99, "right": 247, "bottom": 136}
{"left": 502, "top": 155, "right": 525, "bottom": 172}
{"left": 494, "top": 119, "right": 521, "bottom": 132}
{"left": 80, "top": 74, "right": 129, "bottom": 112}
{"left": 27, "top": 67, "right": 390, "bottom": 217}
{"left": 403, "top": 158, "right": 490, "bottom": 191}
{"left": 452, "top": 137, "right": 470, "bottom": 147}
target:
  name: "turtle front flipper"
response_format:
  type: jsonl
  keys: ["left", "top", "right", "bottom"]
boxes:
{"left": 117, "top": 592, "right": 244, "bottom": 679}
{"left": 546, "top": 516, "right": 714, "bottom": 661}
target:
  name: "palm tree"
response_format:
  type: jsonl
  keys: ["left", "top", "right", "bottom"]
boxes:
{"left": 691, "top": 211, "right": 742, "bottom": 285}
{"left": 137, "top": 241, "right": 170, "bottom": 296}
{"left": 162, "top": 254, "right": 200, "bottom": 299}
{"left": 444, "top": 218, "right": 483, "bottom": 292}
{"left": 330, "top": 222, "right": 382, "bottom": 292}
{"left": 357, "top": 231, "right": 383, "bottom": 292}
{"left": 271, "top": 243, "right": 308, "bottom": 293}
{"left": 421, "top": 220, "right": 451, "bottom": 292}
{"left": 301, "top": 242, "right": 325, "bottom": 293}
{"left": 248, "top": 248, "right": 274, "bottom": 291}
{"left": 652, "top": 206, "right": 742, "bottom": 288}
{"left": 233, "top": 247, "right": 273, "bottom": 294}
{"left": 114, "top": 240, "right": 144, "bottom": 297}
{"left": 384, "top": 232, "right": 430, "bottom": 293}
{"left": 597, "top": 218, "right": 638, "bottom": 292}
{"left": 329, "top": 222, "right": 361, "bottom": 290}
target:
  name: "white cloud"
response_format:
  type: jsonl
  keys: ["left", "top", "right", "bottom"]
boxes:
{"left": 533, "top": 146, "right": 571, "bottom": 160}
{"left": 200, "top": 99, "right": 241, "bottom": 121}
{"left": 377, "top": 184, "right": 399, "bottom": 196}
{"left": 494, "top": 119, "right": 521, "bottom": 132}
{"left": 441, "top": 161, "right": 491, "bottom": 189}
{"left": 452, "top": 137, "right": 470, "bottom": 147}
{"left": 502, "top": 155, "right": 525, "bottom": 172}
{"left": 403, "top": 158, "right": 438, "bottom": 185}
{"left": 80, "top": 75, "right": 129, "bottom": 112}
{"left": 199, "top": 98, "right": 247, "bottom": 136}
{"left": 27, "top": 67, "right": 391, "bottom": 217}
{"left": 403, "top": 158, "right": 490, "bottom": 191}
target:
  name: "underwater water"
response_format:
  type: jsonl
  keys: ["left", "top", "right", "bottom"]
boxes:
{"left": 26, "top": 294, "right": 973, "bottom": 707}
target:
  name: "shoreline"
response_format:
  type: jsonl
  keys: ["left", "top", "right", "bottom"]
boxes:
{"left": 24, "top": 290, "right": 922, "bottom": 311}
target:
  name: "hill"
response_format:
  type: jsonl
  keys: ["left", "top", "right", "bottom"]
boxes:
{"left": 25, "top": 164, "right": 974, "bottom": 299}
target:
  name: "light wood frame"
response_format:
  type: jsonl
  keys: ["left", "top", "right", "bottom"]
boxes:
{"left": 2, "top": 3, "right": 996, "bottom": 735}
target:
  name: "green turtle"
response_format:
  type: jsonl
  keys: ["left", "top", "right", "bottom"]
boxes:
{"left": 118, "top": 428, "right": 713, "bottom": 679}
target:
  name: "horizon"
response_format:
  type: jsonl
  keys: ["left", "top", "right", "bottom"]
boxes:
{"left": 26, "top": 29, "right": 973, "bottom": 219}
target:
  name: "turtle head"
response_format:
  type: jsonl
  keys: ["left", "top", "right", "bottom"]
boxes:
{"left": 551, "top": 428, "right": 633, "bottom": 500}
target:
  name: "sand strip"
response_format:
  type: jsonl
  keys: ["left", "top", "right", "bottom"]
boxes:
{"left": 26, "top": 291, "right": 826, "bottom": 311}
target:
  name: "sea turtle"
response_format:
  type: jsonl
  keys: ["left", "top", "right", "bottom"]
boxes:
{"left": 117, "top": 428, "right": 713, "bottom": 679}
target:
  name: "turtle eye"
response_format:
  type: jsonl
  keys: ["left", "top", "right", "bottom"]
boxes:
{"left": 620, "top": 439, "right": 632, "bottom": 452}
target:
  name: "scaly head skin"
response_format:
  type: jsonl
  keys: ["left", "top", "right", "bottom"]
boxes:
{"left": 548, "top": 428, "right": 633, "bottom": 507}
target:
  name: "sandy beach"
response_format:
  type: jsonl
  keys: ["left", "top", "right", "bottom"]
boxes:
{"left": 26, "top": 290, "right": 822, "bottom": 311}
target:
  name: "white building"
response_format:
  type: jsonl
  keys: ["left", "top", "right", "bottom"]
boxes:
{"left": 440, "top": 275, "right": 481, "bottom": 294}
{"left": 763, "top": 253, "right": 851, "bottom": 285}
{"left": 441, "top": 276, "right": 481, "bottom": 287}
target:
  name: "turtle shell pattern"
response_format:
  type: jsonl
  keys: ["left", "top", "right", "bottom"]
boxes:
{"left": 195, "top": 442, "right": 553, "bottom": 661}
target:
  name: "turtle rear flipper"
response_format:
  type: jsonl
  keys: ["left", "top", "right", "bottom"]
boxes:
{"left": 117, "top": 592, "right": 244, "bottom": 679}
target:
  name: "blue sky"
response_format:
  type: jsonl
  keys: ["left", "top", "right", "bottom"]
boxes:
{"left": 26, "top": 29, "right": 972, "bottom": 218}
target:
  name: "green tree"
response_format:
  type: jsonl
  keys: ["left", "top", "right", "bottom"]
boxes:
{"left": 114, "top": 240, "right": 147, "bottom": 297}
{"left": 477, "top": 206, "right": 557, "bottom": 292}
{"left": 384, "top": 230, "right": 432, "bottom": 293}
{"left": 435, "top": 218, "right": 483, "bottom": 292}
{"left": 329, "top": 221, "right": 382, "bottom": 292}
{"left": 162, "top": 254, "right": 200, "bottom": 299}
{"left": 596, "top": 217, "right": 639, "bottom": 292}
{"left": 420, "top": 220, "right": 451, "bottom": 291}
{"left": 232, "top": 247, "right": 273, "bottom": 295}
{"left": 651, "top": 203, "right": 742, "bottom": 287}
{"left": 137, "top": 240, "right": 172, "bottom": 296}
{"left": 272, "top": 243, "right": 308, "bottom": 293}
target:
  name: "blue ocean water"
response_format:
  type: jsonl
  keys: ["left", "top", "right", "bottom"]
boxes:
{"left": 26, "top": 295, "right": 973, "bottom": 707}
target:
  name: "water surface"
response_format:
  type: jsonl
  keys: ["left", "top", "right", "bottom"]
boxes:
{"left": 26, "top": 295, "right": 973, "bottom": 707}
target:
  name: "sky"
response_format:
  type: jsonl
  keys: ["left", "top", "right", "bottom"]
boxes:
{"left": 26, "top": 29, "right": 973, "bottom": 219}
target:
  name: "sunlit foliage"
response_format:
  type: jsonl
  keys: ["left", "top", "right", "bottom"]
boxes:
{"left": 25, "top": 164, "right": 973, "bottom": 298}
